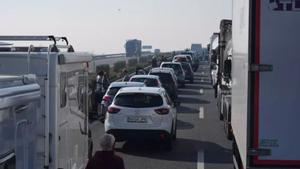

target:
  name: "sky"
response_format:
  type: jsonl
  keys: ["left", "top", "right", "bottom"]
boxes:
{"left": 0, "top": 0, "right": 232, "bottom": 54}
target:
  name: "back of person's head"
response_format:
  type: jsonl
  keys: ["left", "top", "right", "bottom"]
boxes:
{"left": 100, "top": 134, "right": 115, "bottom": 151}
{"left": 98, "top": 70, "right": 104, "bottom": 76}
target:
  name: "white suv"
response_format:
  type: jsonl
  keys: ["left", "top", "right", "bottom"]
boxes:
{"left": 104, "top": 87, "right": 177, "bottom": 150}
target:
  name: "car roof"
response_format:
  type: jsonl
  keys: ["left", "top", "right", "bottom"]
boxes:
{"left": 150, "top": 67, "right": 174, "bottom": 73}
{"left": 161, "top": 62, "right": 181, "bottom": 65}
{"left": 109, "top": 82, "right": 144, "bottom": 88}
{"left": 173, "top": 54, "right": 188, "bottom": 58}
{"left": 118, "top": 87, "right": 165, "bottom": 95}
{"left": 130, "top": 75, "right": 159, "bottom": 79}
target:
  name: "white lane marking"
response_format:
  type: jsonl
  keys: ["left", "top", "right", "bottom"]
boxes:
{"left": 199, "top": 107, "right": 204, "bottom": 119}
{"left": 199, "top": 89, "right": 204, "bottom": 94}
{"left": 197, "top": 150, "right": 205, "bottom": 169}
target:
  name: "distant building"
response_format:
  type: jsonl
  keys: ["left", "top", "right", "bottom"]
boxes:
{"left": 154, "top": 49, "right": 160, "bottom": 55}
{"left": 191, "top": 44, "right": 202, "bottom": 54}
{"left": 125, "top": 39, "right": 142, "bottom": 57}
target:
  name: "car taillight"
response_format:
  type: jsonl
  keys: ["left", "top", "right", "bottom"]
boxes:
{"left": 102, "top": 95, "right": 111, "bottom": 102}
{"left": 155, "top": 108, "right": 169, "bottom": 115}
{"left": 107, "top": 107, "right": 120, "bottom": 114}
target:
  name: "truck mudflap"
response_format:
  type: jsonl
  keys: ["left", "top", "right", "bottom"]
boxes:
{"left": 251, "top": 0, "right": 300, "bottom": 167}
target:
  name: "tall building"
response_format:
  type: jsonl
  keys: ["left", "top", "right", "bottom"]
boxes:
{"left": 125, "top": 39, "right": 142, "bottom": 57}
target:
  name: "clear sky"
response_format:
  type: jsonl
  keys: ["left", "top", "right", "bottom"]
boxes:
{"left": 0, "top": 0, "right": 232, "bottom": 54}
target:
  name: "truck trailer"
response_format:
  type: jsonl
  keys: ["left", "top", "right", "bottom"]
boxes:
{"left": 0, "top": 36, "right": 93, "bottom": 169}
{"left": 231, "top": 0, "right": 300, "bottom": 168}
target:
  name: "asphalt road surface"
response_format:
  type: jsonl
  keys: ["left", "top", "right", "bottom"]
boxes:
{"left": 90, "top": 62, "right": 233, "bottom": 169}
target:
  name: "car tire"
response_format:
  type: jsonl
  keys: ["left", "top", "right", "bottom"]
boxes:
{"left": 164, "top": 136, "right": 173, "bottom": 151}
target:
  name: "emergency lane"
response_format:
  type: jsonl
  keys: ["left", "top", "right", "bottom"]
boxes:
{"left": 90, "top": 62, "right": 233, "bottom": 169}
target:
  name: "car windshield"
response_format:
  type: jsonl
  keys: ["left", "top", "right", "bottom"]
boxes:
{"left": 150, "top": 72, "right": 173, "bottom": 84}
{"left": 161, "top": 64, "right": 182, "bottom": 74}
{"left": 114, "top": 93, "right": 163, "bottom": 108}
{"left": 107, "top": 87, "right": 122, "bottom": 96}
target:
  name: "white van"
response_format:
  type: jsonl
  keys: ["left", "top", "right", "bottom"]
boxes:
{"left": 0, "top": 75, "right": 40, "bottom": 169}
{"left": 0, "top": 36, "right": 92, "bottom": 169}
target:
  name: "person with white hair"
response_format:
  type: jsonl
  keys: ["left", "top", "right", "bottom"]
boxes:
{"left": 85, "top": 134, "right": 125, "bottom": 169}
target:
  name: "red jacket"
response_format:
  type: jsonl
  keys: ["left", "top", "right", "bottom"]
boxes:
{"left": 86, "top": 151, "right": 125, "bottom": 169}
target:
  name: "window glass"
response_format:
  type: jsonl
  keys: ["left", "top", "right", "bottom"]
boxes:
{"left": 150, "top": 73, "right": 172, "bottom": 84}
{"left": 60, "top": 72, "right": 67, "bottom": 108}
{"left": 131, "top": 78, "right": 146, "bottom": 83}
{"left": 107, "top": 87, "right": 121, "bottom": 96}
{"left": 0, "top": 108, "right": 15, "bottom": 162}
{"left": 161, "top": 64, "right": 182, "bottom": 74}
{"left": 114, "top": 93, "right": 163, "bottom": 108}
{"left": 77, "top": 74, "right": 86, "bottom": 113}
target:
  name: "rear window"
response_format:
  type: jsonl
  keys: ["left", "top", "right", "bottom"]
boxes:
{"left": 161, "top": 64, "right": 182, "bottom": 74}
{"left": 181, "top": 63, "right": 191, "bottom": 71}
{"left": 174, "top": 57, "right": 187, "bottom": 62}
{"left": 107, "top": 87, "right": 121, "bottom": 95}
{"left": 131, "top": 78, "right": 147, "bottom": 83}
{"left": 114, "top": 93, "right": 163, "bottom": 108}
{"left": 131, "top": 78, "right": 158, "bottom": 87}
{"left": 150, "top": 73, "right": 172, "bottom": 84}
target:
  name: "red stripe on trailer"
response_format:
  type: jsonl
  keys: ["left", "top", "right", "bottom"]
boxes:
{"left": 252, "top": 0, "right": 300, "bottom": 166}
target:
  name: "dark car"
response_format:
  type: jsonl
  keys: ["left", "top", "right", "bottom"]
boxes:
{"left": 180, "top": 62, "right": 194, "bottom": 83}
{"left": 149, "top": 68, "right": 178, "bottom": 102}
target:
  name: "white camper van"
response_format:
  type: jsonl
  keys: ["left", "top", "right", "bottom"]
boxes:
{"left": 0, "top": 36, "right": 92, "bottom": 169}
{"left": 0, "top": 75, "right": 40, "bottom": 169}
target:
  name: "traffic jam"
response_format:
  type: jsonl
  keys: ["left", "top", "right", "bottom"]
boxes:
{"left": 1, "top": 0, "right": 300, "bottom": 169}
{"left": 95, "top": 52, "right": 200, "bottom": 151}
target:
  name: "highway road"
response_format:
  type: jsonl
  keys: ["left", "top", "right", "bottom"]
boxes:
{"left": 90, "top": 62, "right": 233, "bottom": 169}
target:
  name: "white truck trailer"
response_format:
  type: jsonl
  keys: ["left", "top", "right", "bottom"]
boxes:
{"left": 0, "top": 36, "right": 92, "bottom": 169}
{"left": 231, "top": 0, "right": 300, "bottom": 168}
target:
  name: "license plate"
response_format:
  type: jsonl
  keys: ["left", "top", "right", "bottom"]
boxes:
{"left": 127, "top": 116, "right": 147, "bottom": 123}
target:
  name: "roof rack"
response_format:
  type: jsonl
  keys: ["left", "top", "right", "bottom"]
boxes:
{"left": 0, "top": 35, "right": 75, "bottom": 73}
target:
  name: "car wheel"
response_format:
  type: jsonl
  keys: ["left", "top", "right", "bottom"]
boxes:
{"left": 164, "top": 136, "right": 173, "bottom": 151}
